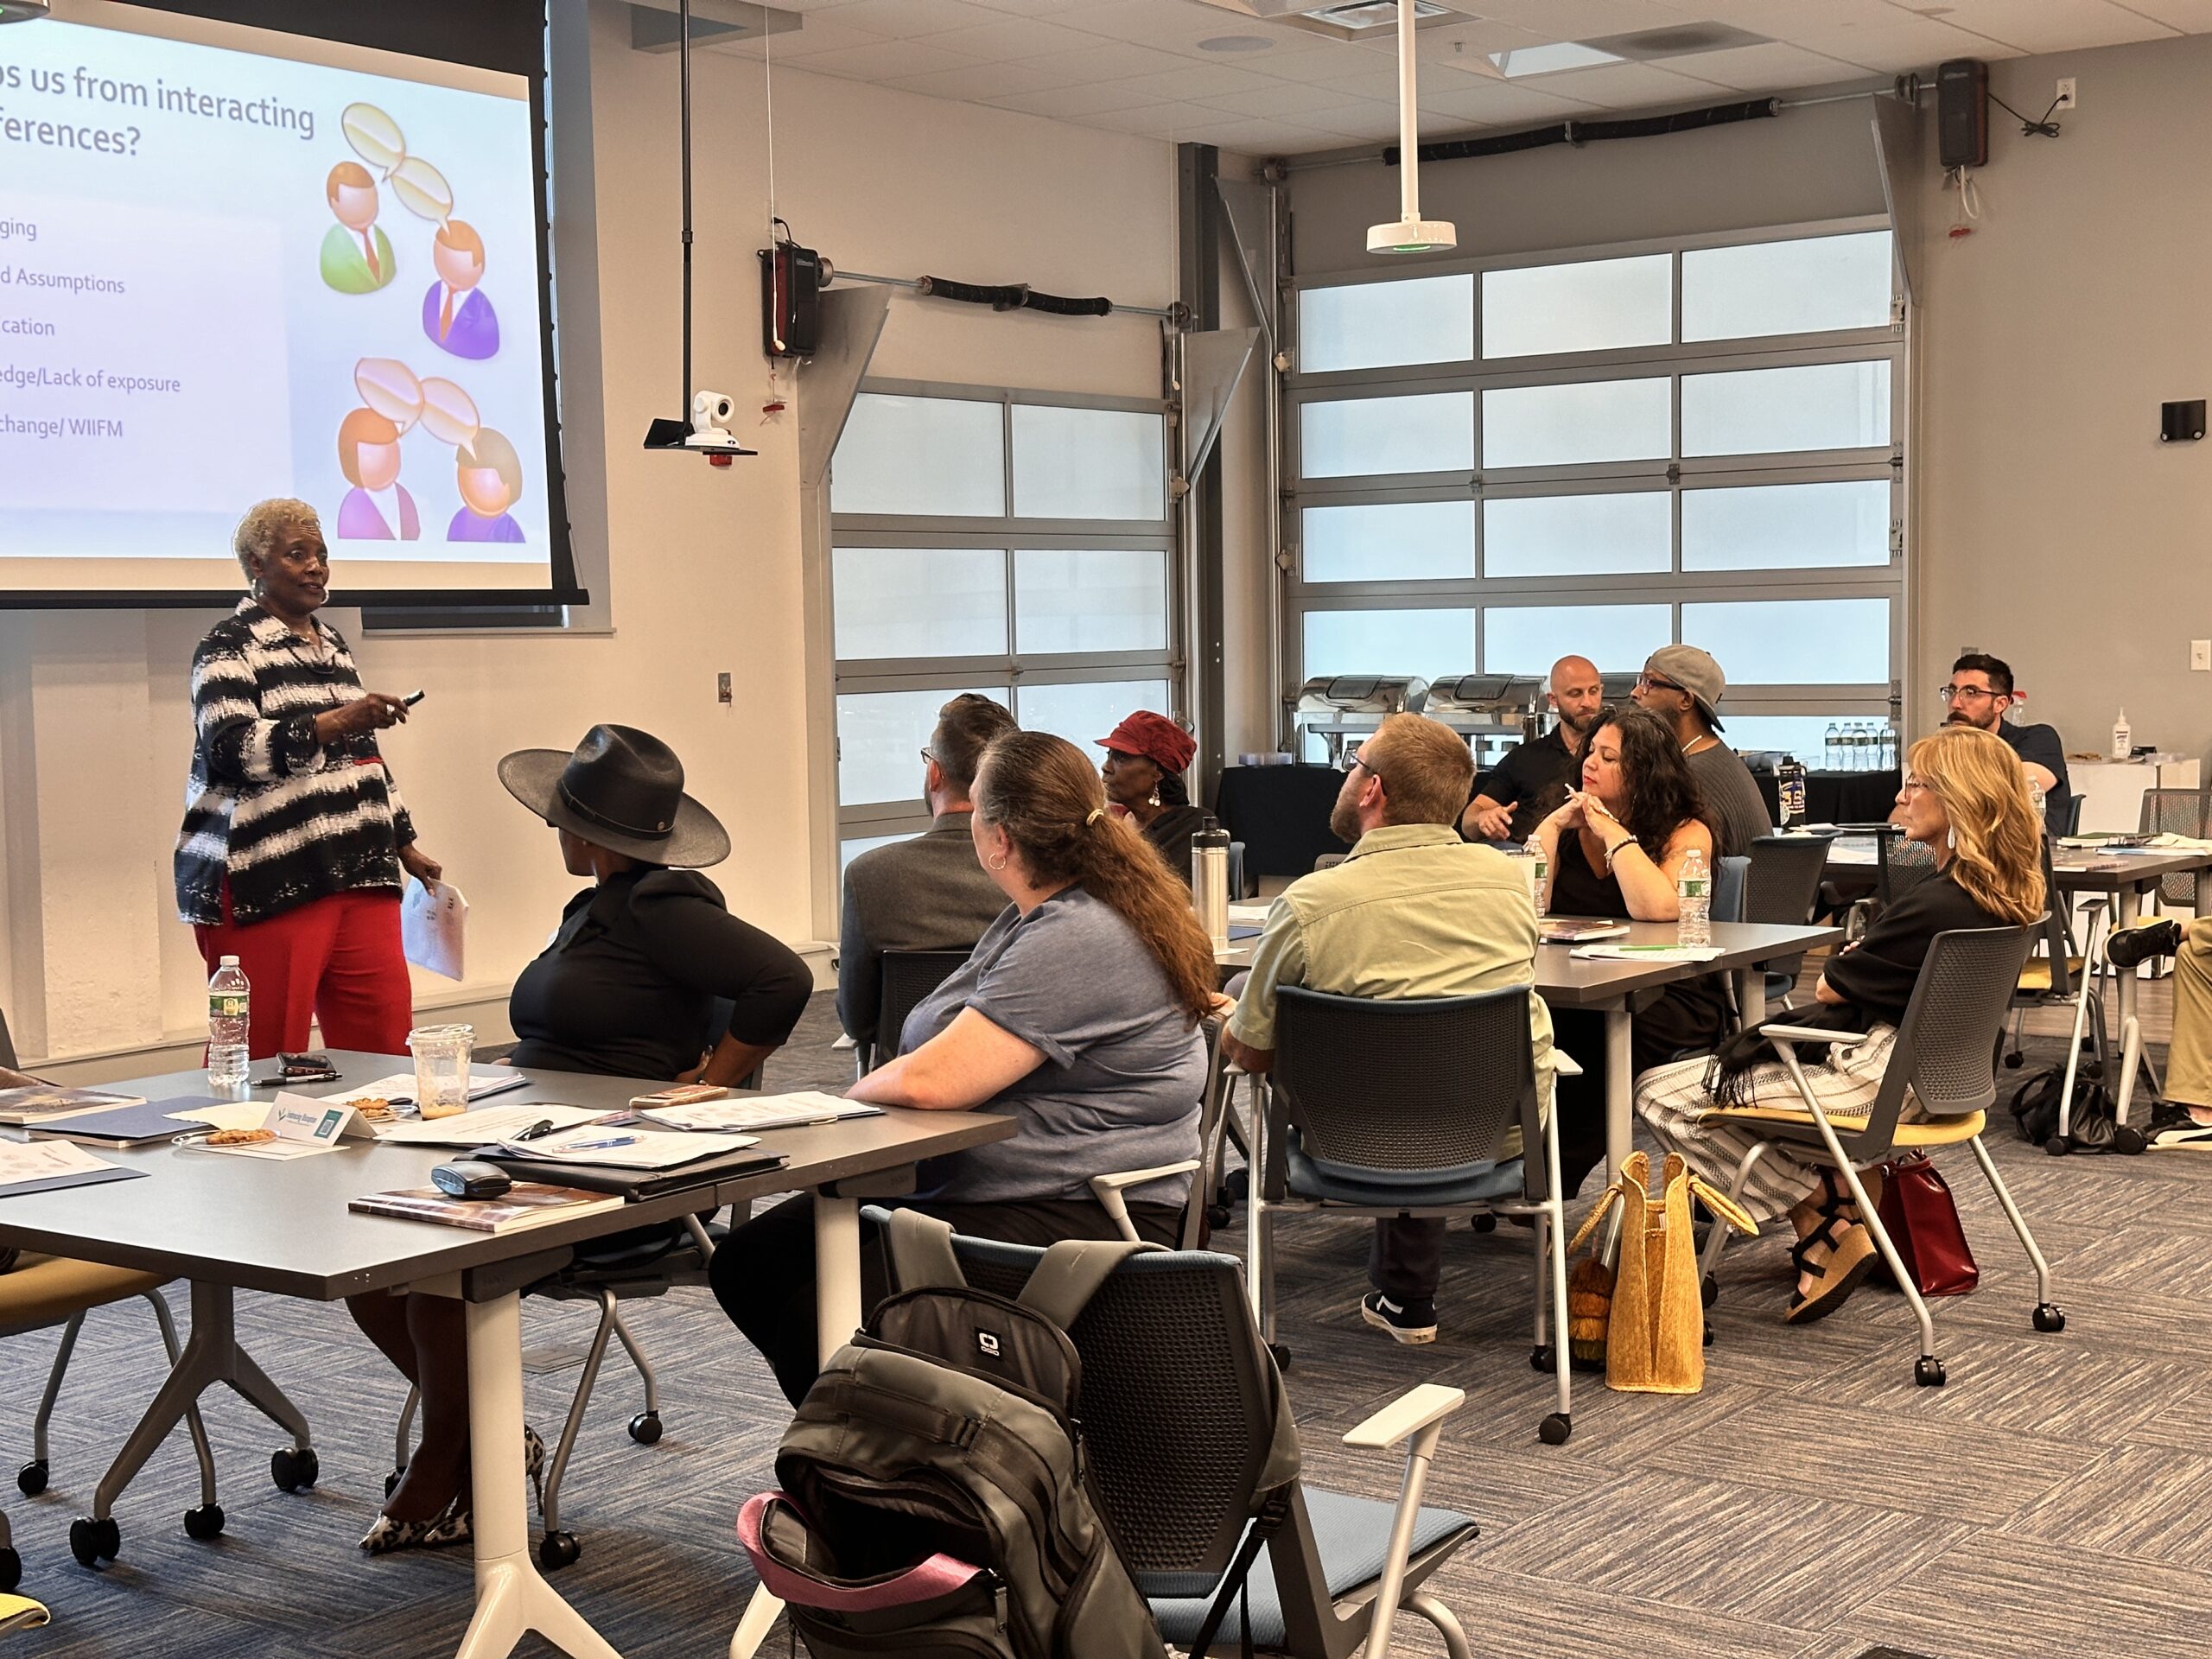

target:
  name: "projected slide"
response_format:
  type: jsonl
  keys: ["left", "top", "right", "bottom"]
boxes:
{"left": 0, "top": 5, "right": 558, "bottom": 596}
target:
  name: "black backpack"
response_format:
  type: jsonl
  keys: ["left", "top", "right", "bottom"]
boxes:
{"left": 740, "top": 1212, "right": 1288, "bottom": 1659}
{"left": 2008, "top": 1065, "right": 2145, "bottom": 1155}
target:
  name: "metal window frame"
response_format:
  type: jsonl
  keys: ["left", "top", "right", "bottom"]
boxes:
{"left": 1280, "top": 215, "right": 1909, "bottom": 751}
{"left": 830, "top": 378, "right": 1180, "bottom": 850}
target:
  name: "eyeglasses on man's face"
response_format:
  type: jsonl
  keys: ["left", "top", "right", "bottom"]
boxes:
{"left": 1636, "top": 672, "right": 1687, "bottom": 696}
{"left": 1337, "top": 745, "right": 1385, "bottom": 790}
{"left": 1940, "top": 683, "right": 1999, "bottom": 704}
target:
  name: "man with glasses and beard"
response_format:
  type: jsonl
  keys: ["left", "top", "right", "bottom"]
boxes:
{"left": 1942, "top": 653, "right": 2070, "bottom": 836}
{"left": 1461, "top": 653, "right": 1605, "bottom": 844}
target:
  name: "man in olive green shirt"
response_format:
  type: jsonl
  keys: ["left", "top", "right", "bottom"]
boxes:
{"left": 1226, "top": 713, "right": 1554, "bottom": 1345}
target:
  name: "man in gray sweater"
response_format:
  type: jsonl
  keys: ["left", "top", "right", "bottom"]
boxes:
{"left": 1632, "top": 645, "right": 1774, "bottom": 859}
{"left": 837, "top": 694, "right": 1017, "bottom": 1052}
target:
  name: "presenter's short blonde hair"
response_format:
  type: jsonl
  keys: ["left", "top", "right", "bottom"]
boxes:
{"left": 233, "top": 499, "right": 320, "bottom": 582}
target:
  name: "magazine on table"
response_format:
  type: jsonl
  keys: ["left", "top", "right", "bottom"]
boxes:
{"left": 349, "top": 1184, "right": 626, "bottom": 1234}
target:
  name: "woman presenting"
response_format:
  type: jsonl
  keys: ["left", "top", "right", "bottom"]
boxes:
{"left": 175, "top": 499, "right": 439, "bottom": 1058}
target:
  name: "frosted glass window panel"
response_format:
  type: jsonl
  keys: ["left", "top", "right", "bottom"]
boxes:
{"left": 1302, "top": 500, "right": 1475, "bottom": 583}
{"left": 1710, "top": 716, "right": 1863, "bottom": 766}
{"left": 1014, "top": 549, "right": 1168, "bottom": 653}
{"left": 832, "top": 394, "right": 1005, "bottom": 517}
{"left": 1018, "top": 680, "right": 1173, "bottom": 753}
{"left": 1681, "top": 480, "right": 1891, "bottom": 570}
{"left": 1481, "top": 378, "right": 1670, "bottom": 468}
{"left": 1681, "top": 361, "right": 1891, "bottom": 457}
{"left": 1681, "top": 598, "right": 1889, "bottom": 684}
{"left": 1682, "top": 232, "right": 1894, "bottom": 341}
{"left": 1010, "top": 406, "right": 1166, "bottom": 521}
{"left": 1302, "top": 608, "right": 1475, "bottom": 679}
{"left": 1300, "top": 392, "right": 1474, "bottom": 479}
{"left": 832, "top": 547, "right": 1007, "bottom": 660}
{"left": 837, "top": 685, "right": 1009, "bottom": 805}
{"left": 1484, "top": 604, "right": 1669, "bottom": 678}
{"left": 1482, "top": 254, "right": 1673, "bottom": 359}
{"left": 1300, "top": 274, "right": 1474, "bottom": 372}
{"left": 1483, "top": 492, "right": 1671, "bottom": 578}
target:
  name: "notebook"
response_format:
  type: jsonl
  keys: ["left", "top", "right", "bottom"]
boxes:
{"left": 1540, "top": 919, "right": 1631, "bottom": 944}
{"left": 28, "top": 1096, "right": 230, "bottom": 1146}
{"left": 0, "top": 1085, "right": 147, "bottom": 1127}
{"left": 350, "top": 1184, "right": 626, "bottom": 1234}
{"left": 478, "top": 1143, "right": 788, "bottom": 1198}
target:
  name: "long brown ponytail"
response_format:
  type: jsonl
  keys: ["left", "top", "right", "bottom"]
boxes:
{"left": 973, "top": 731, "right": 1217, "bottom": 1024}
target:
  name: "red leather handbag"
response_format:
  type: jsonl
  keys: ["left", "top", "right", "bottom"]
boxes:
{"left": 1874, "top": 1155, "right": 1979, "bottom": 1297}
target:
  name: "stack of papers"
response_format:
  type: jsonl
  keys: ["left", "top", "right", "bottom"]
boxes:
{"left": 1571, "top": 944, "right": 1726, "bottom": 963}
{"left": 0, "top": 1139, "right": 142, "bottom": 1196}
{"left": 321, "top": 1069, "right": 531, "bottom": 1114}
{"left": 0, "top": 1085, "right": 146, "bottom": 1126}
{"left": 493, "top": 1126, "right": 759, "bottom": 1169}
{"left": 636, "top": 1090, "right": 882, "bottom": 1133}
{"left": 375, "top": 1102, "right": 614, "bottom": 1147}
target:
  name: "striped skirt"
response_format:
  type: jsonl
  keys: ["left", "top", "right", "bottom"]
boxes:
{"left": 1634, "top": 1026, "right": 1905, "bottom": 1223}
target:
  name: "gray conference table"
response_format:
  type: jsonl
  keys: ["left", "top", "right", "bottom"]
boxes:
{"left": 1219, "top": 918, "right": 1840, "bottom": 1179}
{"left": 0, "top": 1051, "right": 1012, "bottom": 1659}
{"left": 1827, "top": 838, "right": 2212, "bottom": 1121}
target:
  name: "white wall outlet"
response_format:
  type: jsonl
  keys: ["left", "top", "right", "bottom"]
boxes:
{"left": 2193, "top": 639, "right": 2210, "bottom": 672}
{"left": 2056, "top": 77, "right": 2077, "bottom": 111}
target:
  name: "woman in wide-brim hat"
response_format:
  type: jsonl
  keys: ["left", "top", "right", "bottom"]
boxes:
{"left": 350, "top": 724, "right": 811, "bottom": 1556}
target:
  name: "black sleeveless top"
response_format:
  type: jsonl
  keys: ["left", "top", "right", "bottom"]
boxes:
{"left": 1551, "top": 833, "right": 1629, "bottom": 919}
{"left": 1550, "top": 829, "right": 1730, "bottom": 1052}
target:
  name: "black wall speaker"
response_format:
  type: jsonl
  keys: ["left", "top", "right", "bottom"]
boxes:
{"left": 2161, "top": 399, "right": 2207, "bottom": 443}
{"left": 1937, "top": 58, "right": 1988, "bottom": 168}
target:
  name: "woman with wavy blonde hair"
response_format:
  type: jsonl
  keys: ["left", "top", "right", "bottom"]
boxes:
{"left": 715, "top": 730, "right": 1214, "bottom": 1405}
{"left": 1636, "top": 722, "right": 2044, "bottom": 1325}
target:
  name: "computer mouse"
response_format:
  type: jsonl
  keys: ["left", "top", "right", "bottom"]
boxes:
{"left": 432, "top": 1160, "right": 512, "bottom": 1200}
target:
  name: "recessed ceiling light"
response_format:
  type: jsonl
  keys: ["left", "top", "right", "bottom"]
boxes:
{"left": 1488, "top": 41, "right": 1624, "bottom": 77}
{"left": 0, "top": 0, "right": 53, "bottom": 22}
{"left": 1198, "top": 34, "right": 1277, "bottom": 52}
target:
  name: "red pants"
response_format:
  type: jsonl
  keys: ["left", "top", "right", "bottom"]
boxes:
{"left": 194, "top": 888, "right": 413, "bottom": 1060}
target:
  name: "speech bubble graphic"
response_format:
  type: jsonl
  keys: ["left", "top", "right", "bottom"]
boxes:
{"left": 419, "top": 377, "right": 480, "bottom": 448}
{"left": 343, "top": 103, "right": 405, "bottom": 175}
{"left": 353, "top": 357, "right": 425, "bottom": 431}
{"left": 391, "top": 156, "right": 454, "bottom": 225}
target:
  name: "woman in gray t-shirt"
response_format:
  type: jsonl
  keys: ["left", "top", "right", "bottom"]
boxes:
{"left": 711, "top": 730, "right": 1218, "bottom": 1406}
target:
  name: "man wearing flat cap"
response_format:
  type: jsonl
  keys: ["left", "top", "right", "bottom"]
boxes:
{"left": 1631, "top": 645, "right": 1774, "bottom": 858}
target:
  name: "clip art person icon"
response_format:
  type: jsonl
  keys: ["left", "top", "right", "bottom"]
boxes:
{"left": 320, "top": 163, "right": 397, "bottom": 296}
{"left": 335, "top": 408, "right": 420, "bottom": 541}
{"left": 447, "top": 428, "right": 525, "bottom": 543}
{"left": 422, "top": 219, "right": 500, "bottom": 360}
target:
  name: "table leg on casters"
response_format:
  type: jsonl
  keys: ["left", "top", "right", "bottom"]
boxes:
{"left": 454, "top": 1292, "right": 620, "bottom": 1659}
{"left": 1605, "top": 1007, "right": 1633, "bottom": 1183}
{"left": 2113, "top": 888, "right": 2147, "bottom": 1122}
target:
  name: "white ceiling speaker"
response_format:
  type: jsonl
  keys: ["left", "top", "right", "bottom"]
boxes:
{"left": 1366, "top": 0, "right": 1455, "bottom": 255}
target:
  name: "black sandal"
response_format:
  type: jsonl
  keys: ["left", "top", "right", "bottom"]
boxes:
{"left": 1785, "top": 1213, "right": 1878, "bottom": 1325}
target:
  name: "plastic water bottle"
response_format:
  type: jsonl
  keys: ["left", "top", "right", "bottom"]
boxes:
{"left": 1851, "top": 723, "right": 1872, "bottom": 771}
{"left": 207, "top": 957, "right": 251, "bottom": 1096}
{"left": 1777, "top": 756, "right": 1808, "bottom": 827}
{"left": 1677, "top": 849, "right": 1712, "bottom": 947}
{"left": 2029, "top": 775, "right": 2048, "bottom": 830}
{"left": 1524, "top": 832, "right": 1548, "bottom": 914}
{"left": 1823, "top": 722, "right": 1840, "bottom": 770}
{"left": 1879, "top": 723, "right": 1897, "bottom": 772}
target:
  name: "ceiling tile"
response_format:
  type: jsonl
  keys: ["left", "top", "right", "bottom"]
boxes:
{"left": 1073, "top": 100, "right": 1233, "bottom": 134}
{"left": 1914, "top": 0, "right": 2177, "bottom": 53}
{"left": 1109, "top": 60, "right": 1285, "bottom": 99}
{"left": 723, "top": 18, "right": 893, "bottom": 57}
{"left": 1241, "top": 44, "right": 1395, "bottom": 82}
{"left": 1197, "top": 81, "right": 1387, "bottom": 118}
{"left": 1794, "top": 12, "right": 2028, "bottom": 69}
{"left": 1414, "top": 79, "right": 1599, "bottom": 122}
{"left": 1641, "top": 0, "right": 1898, "bottom": 30}
{"left": 1011, "top": 39, "right": 1202, "bottom": 80}
{"left": 985, "top": 80, "right": 1172, "bottom": 116}
{"left": 957, "top": 0, "right": 1097, "bottom": 12}
{"left": 2112, "top": 0, "right": 2212, "bottom": 27}
{"left": 1670, "top": 41, "right": 1872, "bottom": 92}
{"left": 1314, "top": 62, "right": 1418, "bottom": 99}
{"left": 1061, "top": 0, "right": 1297, "bottom": 59}
{"left": 1458, "top": 0, "right": 1682, "bottom": 35}
{"left": 920, "top": 16, "right": 1109, "bottom": 59}
{"left": 880, "top": 58, "right": 1090, "bottom": 99}
{"left": 814, "top": 0, "right": 1013, "bottom": 35}
{"left": 1171, "top": 115, "right": 1333, "bottom": 150}
{"left": 1293, "top": 104, "right": 1413, "bottom": 140}
{"left": 775, "top": 37, "right": 980, "bottom": 76}
{"left": 1516, "top": 60, "right": 1732, "bottom": 105}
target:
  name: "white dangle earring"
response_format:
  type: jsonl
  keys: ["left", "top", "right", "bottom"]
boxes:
{"left": 1947, "top": 825, "right": 1958, "bottom": 850}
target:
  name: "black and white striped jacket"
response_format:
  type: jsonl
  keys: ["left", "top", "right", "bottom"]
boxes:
{"left": 174, "top": 600, "right": 416, "bottom": 927}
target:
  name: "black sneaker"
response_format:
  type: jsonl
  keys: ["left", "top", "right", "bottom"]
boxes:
{"left": 2108, "top": 918, "right": 2184, "bottom": 970}
{"left": 2145, "top": 1099, "right": 2212, "bottom": 1150}
{"left": 1359, "top": 1292, "right": 1438, "bottom": 1345}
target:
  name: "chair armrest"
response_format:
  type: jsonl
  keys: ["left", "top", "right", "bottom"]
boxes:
{"left": 1090, "top": 1162, "right": 1201, "bottom": 1195}
{"left": 1342, "top": 1382, "right": 1465, "bottom": 1451}
{"left": 1550, "top": 1048, "right": 1583, "bottom": 1078}
{"left": 1763, "top": 1023, "right": 1869, "bottom": 1047}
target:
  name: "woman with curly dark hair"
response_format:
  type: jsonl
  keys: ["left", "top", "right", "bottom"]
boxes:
{"left": 1533, "top": 703, "right": 1730, "bottom": 1197}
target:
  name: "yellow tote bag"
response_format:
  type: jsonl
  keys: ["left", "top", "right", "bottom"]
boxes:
{"left": 1567, "top": 1151, "right": 1758, "bottom": 1395}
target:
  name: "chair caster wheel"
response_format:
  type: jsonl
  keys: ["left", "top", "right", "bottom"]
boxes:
{"left": 17, "top": 1459, "right": 48, "bottom": 1497}
{"left": 2033, "top": 1303, "right": 2066, "bottom": 1333}
{"left": 1700, "top": 1272, "right": 1719, "bottom": 1309}
{"left": 1538, "top": 1413, "right": 1572, "bottom": 1446}
{"left": 2113, "top": 1126, "right": 2147, "bottom": 1155}
{"left": 537, "top": 1530, "right": 581, "bottom": 1571}
{"left": 183, "top": 1503, "right": 225, "bottom": 1541}
{"left": 1207, "top": 1205, "right": 1232, "bottom": 1230}
{"left": 271, "top": 1446, "right": 319, "bottom": 1492}
{"left": 1471, "top": 1215, "right": 1497, "bottom": 1234}
{"left": 1529, "top": 1344, "right": 1552, "bottom": 1373}
{"left": 70, "top": 1516, "right": 118, "bottom": 1567}
{"left": 2003, "top": 1052, "right": 2024, "bottom": 1069}
{"left": 0, "top": 1547, "right": 18, "bottom": 1593}
{"left": 1703, "top": 1320, "right": 1714, "bottom": 1348}
{"left": 1914, "top": 1356, "right": 1947, "bottom": 1388}
{"left": 1268, "top": 1342, "right": 1292, "bottom": 1373}
{"left": 628, "top": 1411, "right": 663, "bottom": 1446}
{"left": 384, "top": 1468, "right": 404, "bottom": 1498}
{"left": 2044, "top": 1136, "right": 2071, "bottom": 1157}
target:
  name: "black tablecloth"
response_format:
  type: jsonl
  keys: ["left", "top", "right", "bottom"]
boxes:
{"left": 1212, "top": 766, "right": 1348, "bottom": 879}
{"left": 1752, "top": 768, "right": 1902, "bottom": 828}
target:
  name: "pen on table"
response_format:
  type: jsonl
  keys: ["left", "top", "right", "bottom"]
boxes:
{"left": 547, "top": 1135, "right": 639, "bottom": 1153}
{"left": 511, "top": 1119, "right": 557, "bottom": 1141}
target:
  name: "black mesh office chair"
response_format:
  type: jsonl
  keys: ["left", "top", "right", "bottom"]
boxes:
{"left": 1253, "top": 985, "right": 1576, "bottom": 1443}
{"left": 856, "top": 949, "right": 972, "bottom": 1074}
{"left": 1745, "top": 834, "right": 1836, "bottom": 1007}
{"left": 2139, "top": 786, "right": 2209, "bottom": 910}
{"left": 1695, "top": 924, "right": 2055, "bottom": 1386}
{"left": 942, "top": 1237, "right": 1479, "bottom": 1659}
